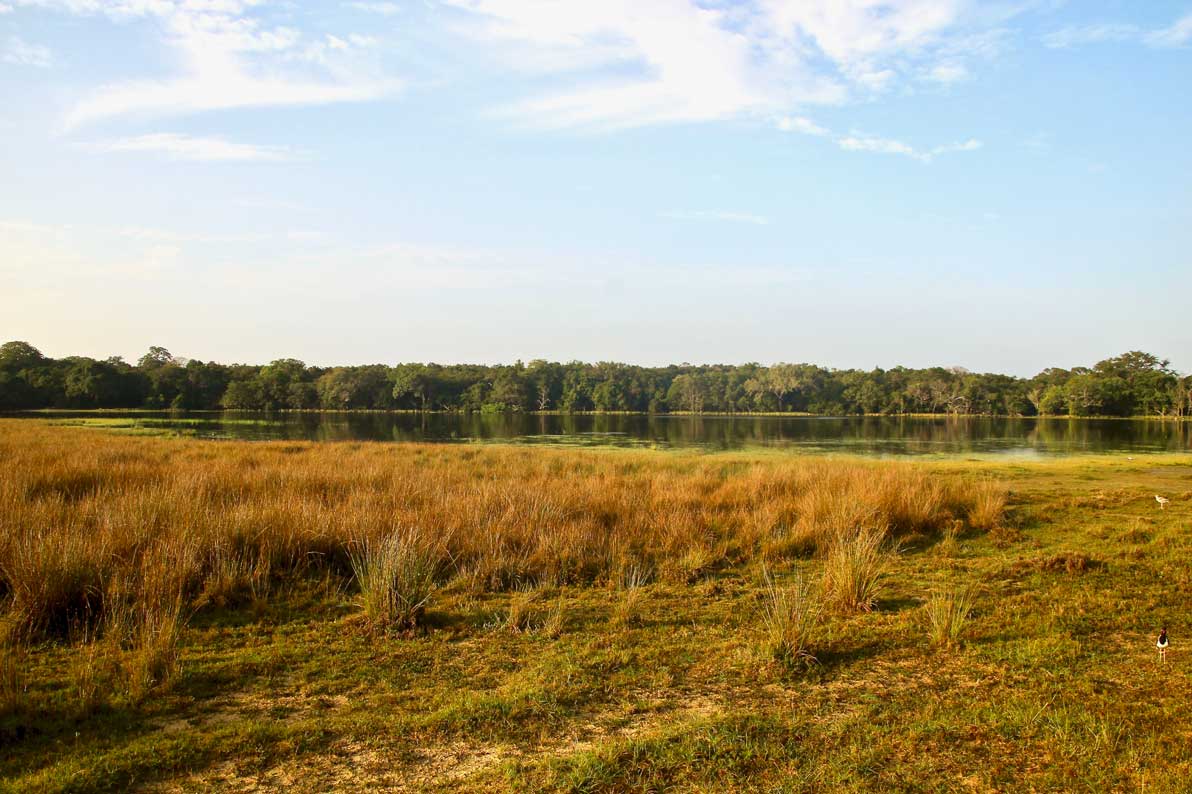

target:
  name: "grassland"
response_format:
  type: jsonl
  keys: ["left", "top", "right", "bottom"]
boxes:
{"left": 1, "top": 420, "right": 1190, "bottom": 792}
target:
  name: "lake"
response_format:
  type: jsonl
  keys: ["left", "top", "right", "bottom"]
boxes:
{"left": 9, "top": 412, "right": 1192, "bottom": 457}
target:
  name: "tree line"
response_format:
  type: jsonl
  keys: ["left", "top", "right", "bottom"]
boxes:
{"left": 1, "top": 341, "right": 1189, "bottom": 418}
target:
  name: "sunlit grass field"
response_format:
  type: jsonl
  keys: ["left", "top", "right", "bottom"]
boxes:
{"left": 1, "top": 420, "right": 1191, "bottom": 792}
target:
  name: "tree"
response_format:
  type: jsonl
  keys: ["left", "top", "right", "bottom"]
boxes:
{"left": 137, "top": 346, "right": 175, "bottom": 369}
{"left": 222, "top": 379, "right": 263, "bottom": 409}
{"left": 766, "top": 364, "right": 802, "bottom": 412}
{"left": 0, "top": 341, "right": 44, "bottom": 372}
{"left": 392, "top": 364, "right": 438, "bottom": 411}
{"left": 490, "top": 368, "right": 528, "bottom": 410}
{"left": 1039, "top": 385, "right": 1068, "bottom": 415}
{"left": 667, "top": 374, "right": 705, "bottom": 413}
{"left": 63, "top": 358, "right": 123, "bottom": 407}
{"left": 258, "top": 359, "right": 310, "bottom": 410}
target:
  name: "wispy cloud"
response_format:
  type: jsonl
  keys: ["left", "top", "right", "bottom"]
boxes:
{"left": 777, "top": 116, "right": 831, "bottom": 137}
{"left": 661, "top": 210, "right": 770, "bottom": 226}
{"left": 445, "top": 0, "right": 1016, "bottom": 130}
{"left": 780, "top": 116, "right": 982, "bottom": 163}
{"left": 1146, "top": 13, "right": 1192, "bottom": 48}
{"left": 923, "top": 61, "right": 969, "bottom": 84}
{"left": 15, "top": 0, "right": 401, "bottom": 128}
{"left": 345, "top": 1, "right": 402, "bottom": 15}
{"left": 1042, "top": 24, "right": 1140, "bottom": 49}
{"left": 1044, "top": 13, "right": 1192, "bottom": 50}
{"left": 87, "top": 133, "right": 300, "bottom": 162}
{"left": 3, "top": 36, "right": 52, "bottom": 67}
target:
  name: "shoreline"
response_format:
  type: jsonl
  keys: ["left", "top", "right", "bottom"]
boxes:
{"left": 6, "top": 408, "right": 1190, "bottom": 421}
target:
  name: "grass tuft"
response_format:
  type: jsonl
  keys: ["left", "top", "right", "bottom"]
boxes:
{"left": 611, "top": 564, "right": 650, "bottom": 629}
{"left": 349, "top": 531, "right": 440, "bottom": 632}
{"left": 760, "top": 566, "right": 822, "bottom": 669}
{"left": 925, "top": 585, "right": 976, "bottom": 647}
{"left": 821, "top": 525, "right": 889, "bottom": 614}
{"left": 967, "top": 479, "right": 1008, "bottom": 531}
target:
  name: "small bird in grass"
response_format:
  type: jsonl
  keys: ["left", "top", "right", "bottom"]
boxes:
{"left": 1156, "top": 495, "right": 1170, "bottom": 510}
{"left": 1158, "top": 627, "right": 1169, "bottom": 663}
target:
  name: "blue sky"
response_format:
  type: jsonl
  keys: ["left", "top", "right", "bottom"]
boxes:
{"left": 1, "top": 0, "right": 1189, "bottom": 375}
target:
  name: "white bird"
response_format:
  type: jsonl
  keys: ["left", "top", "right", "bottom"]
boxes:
{"left": 1156, "top": 495, "right": 1170, "bottom": 509}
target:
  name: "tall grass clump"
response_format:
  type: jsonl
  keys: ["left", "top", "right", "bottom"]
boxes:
{"left": 822, "top": 525, "right": 889, "bottom": 613}
{"left": 103, "top": 556, "right": 191, "bottom": 703}
{"left": 350, "top": 531, "right": 440, "bottom": 632}
{"left": 761, "top": 566, "right": 822, "bottom": 669}
{"left": 967, "top": 479, "right": 1007, "bottom": 531}
{"left": 924, "top": 585, "right": 976, "bottom": 647}
{"left": 2, "top": 530, "right": 108, "bottom": 639}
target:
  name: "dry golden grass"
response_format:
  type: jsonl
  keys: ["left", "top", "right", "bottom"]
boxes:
{"left": 821, "top": 525, "right": 890, "bottom": 613}
{"left": 0, "top": 422, "right": 1004, "bottom": 642}
{"left": 966, "top": 477, "right": 1007, "bottom": 531}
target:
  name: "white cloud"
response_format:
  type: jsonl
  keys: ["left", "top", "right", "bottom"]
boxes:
{"left": 779, "top": 117, "right": 981, "bottom": 163}
{"left": 776, "top": 116, "right": 831, "bottom": 136}
{"left": 836, "top": 133, "right": 981, "bottom": 162}
{"left": 3, "top": 36, "right": 52, "bottom": 67}
{"left": 87, "top": 133, "right": 300, "bottom": 162}
{"left": 838, "top": 134, "right": 923, "bottom": 160}
{"left": 15, "top": 0, "right": 400, "bottom": 127}
{"left": 661, "top": 210, "right": 771, "bottom": 226}
{"left": 445, "top": 0, "right": 1005, "bottom": 129}
{"left": 0, "top": 3, "right": 13, "bottom": 14}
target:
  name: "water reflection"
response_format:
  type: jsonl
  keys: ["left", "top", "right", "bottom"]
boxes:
{"left": 10, "top": 412, "right": 1192, "bottom": 456}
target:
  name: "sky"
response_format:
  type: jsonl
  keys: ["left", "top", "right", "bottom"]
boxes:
{"left": 1, "top": 0, "right": 1190, "bottom": 376}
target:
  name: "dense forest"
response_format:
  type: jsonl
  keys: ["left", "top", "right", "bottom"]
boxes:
{"left": 1, "top": 341, "right": 1189, "bottom": 418}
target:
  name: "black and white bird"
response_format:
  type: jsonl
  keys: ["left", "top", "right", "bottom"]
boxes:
{"left": 1156, "top": 495, "right": 1170, "bottom": 510}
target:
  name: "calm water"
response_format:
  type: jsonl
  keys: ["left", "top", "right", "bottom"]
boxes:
{"left": 9, "top": 412, "right": 1192, "bottom": 457}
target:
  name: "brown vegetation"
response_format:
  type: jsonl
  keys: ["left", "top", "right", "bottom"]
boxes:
{"left": 0, "top": 422, "right": 1006, "bottom": 646}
